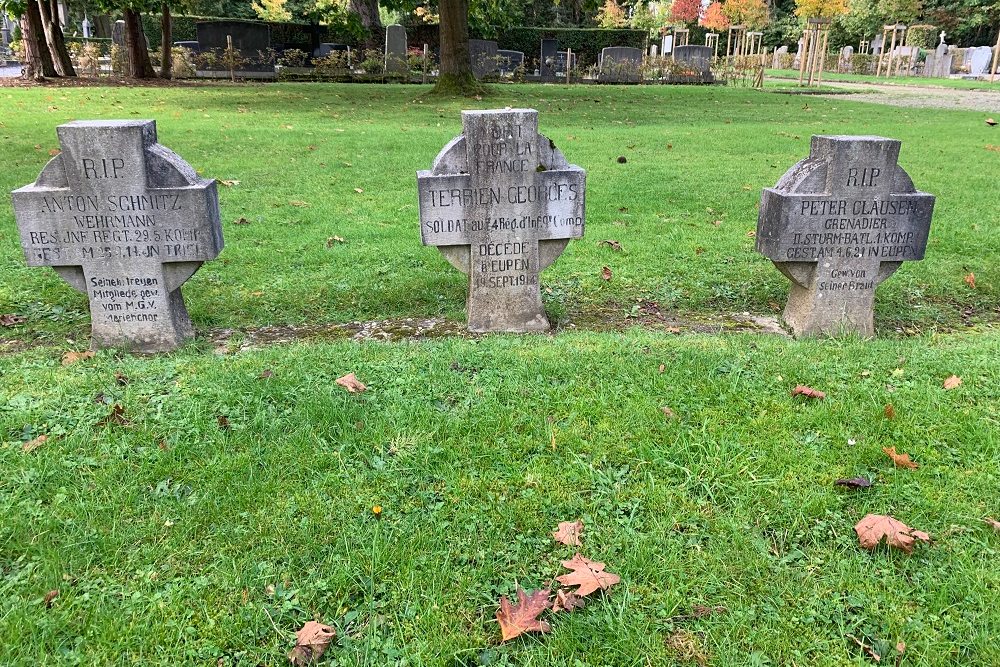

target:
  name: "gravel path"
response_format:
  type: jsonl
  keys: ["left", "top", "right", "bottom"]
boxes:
{"left": 819, "top": 80, "right": 1000, "bottom": 113}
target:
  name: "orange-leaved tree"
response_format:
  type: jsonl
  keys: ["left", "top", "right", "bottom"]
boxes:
{"left": 722, "top": 0, "right": 769, "bottom": 28}
{"left": 671, "top": 0, "right": 702, "bottom": 25}
{"left": 700, "top": 2, "right": 730, "bottom": 30}
{"left": 794, "top": 0, "right": 848, "bottom": 18}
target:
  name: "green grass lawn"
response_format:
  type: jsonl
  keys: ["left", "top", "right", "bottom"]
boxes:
{"left": 765, "top": 69, "right": 1000, "bottom": 90}
{"left": 2, "top": 83, "right": 1000, "bottom": 666}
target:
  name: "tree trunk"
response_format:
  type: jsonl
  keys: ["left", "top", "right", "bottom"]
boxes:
{"left": 348, "top": 0, "right": 383, "bottom": 50}
{"left": 23, "top": 1, "right": 58, "bottom": 80}
{"left": 123, "top": 7, "right": 156, "bottom": 78}
{"left": 160, "top": 3, "right": 172, "bottom": 79}
{"left": 38, "top": 0, "right": 76, "bottom": 76}
{"left": 433, "top": 0, "right": 480, "bottom": 95}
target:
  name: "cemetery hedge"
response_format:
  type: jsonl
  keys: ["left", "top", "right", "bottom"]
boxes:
{"left": 140, "top": 14, "right": 363, "bottom": 52}
{"left": 1, "top": 83, "right": 999, "bottom": 665}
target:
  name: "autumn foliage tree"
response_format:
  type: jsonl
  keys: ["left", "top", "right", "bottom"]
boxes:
{"left": 794, "top": 0, "right": 848, "bottom": 19}
{"left": 670, "top": 0, "right": 702, "bottom": 25}
{"left": 722, "top": 0, "right": 769, "bottom": 28}
{"left": 700, "top": 1, "right": 730, "bottom": 30}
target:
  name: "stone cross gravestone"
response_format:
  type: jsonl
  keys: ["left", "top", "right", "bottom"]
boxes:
{"left": 417, "top": 109, "right": 585, "bottom": 332}
{"left": 757, "top": 136, "right": 934, "bottom": 337}
{"left": 11, "top": 120, "right": 223, "bottom": 352}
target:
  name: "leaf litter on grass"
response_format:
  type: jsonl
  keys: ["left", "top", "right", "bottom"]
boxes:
{"left": 855, "top": 514, "right": 930, "bottom": 554}
{"left": 496, "top": 588, "right": 552, "bottom": 642}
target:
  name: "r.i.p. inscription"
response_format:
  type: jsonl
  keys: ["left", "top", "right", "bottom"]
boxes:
{"left": 757, "top": 135, "right": 935, "bottom": 337}
{"left": 417, "top": 109, "right": 586, "bottom": 332}
{"left": 11, "top": 120, "right": 223, "bottom": 352}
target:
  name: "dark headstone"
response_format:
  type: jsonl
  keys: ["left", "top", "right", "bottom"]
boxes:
{"left": 196, "top": 20, "right": 272, "bottom": 72}
{"left": 497, "top": 49, "right": 524, "bottom": 74}
{"left": 417, "top": 109, "right": 586, "bottom": 332}
{"left": 385, "top": 24, "right": 407, "bottom": 75}
{"left": 111, "top": 20, "right": 125, "bottom": 47}
{"left": 469, "top": 39, "right": 498, "bottom": 79}
{"left": 540, "top": 39, "right": 558, "bottom": 81}
{"left": 11, "top": 120, "right": 223, "bottom": 352}
{"left": 673, "top": 45, "right": 714, "bottom": 82}
{"left": 757, "top": 136, "right": 935, "bottom": 337}
{"left": 174, "top": 41, "right": 200, "bottom": 53}
{"left": 315, "top": 43, "right": 348, "bottom": 59}
{"left": 598, "top": 47, "right": 642, "bottom": 83}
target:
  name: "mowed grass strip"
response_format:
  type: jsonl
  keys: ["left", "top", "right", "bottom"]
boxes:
{"left": 0, "top": 83, "right": 996, "bottom": 344}
{"left": 1, "top": 330, "right": 998, "bottom": 665}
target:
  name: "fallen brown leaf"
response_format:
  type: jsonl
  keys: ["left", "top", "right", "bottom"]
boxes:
{"left": 984, "top": 517, "right": 1000, "bottom": 532}
{"left": 97, "top": 404, "right": 130, "bottom": 427}
{"left": 556, "top": 554, "right": 621, "bottom": 597}
{"left": 22, "top": 434, "right": 48, "bottom": 453}
{"left": 259, "top": 369, "right": 274, "bottom": 379}
{"left": 854, "top": 514, "right": 930, "bottom": 553}
{"left": 335, "top": 372, "right": 367, "bottom": 393}
{"left": 233, "top": 216, "right": 250, "bottom": 225}
{"left": 288, "top": 620, "right": 336, "bottom": 665}
{"left": 289, "top": 200, "right": 310, "bottom": 207}
{"left": 496, "top": 588, "right": 551, "bottom": 641}
{"left": 61, "top": 350, "right": 95, "bottom": 366}
{"left": 0, "top": 314, "right": 27, "bottom": 326}
{"left": 986, "top": 117, "right": 997, "bottom": 126}
{"left": 43, "top": 590, "right": 59, "bottom": 607}
{"left": 883, "top": 446, "right": 919, "bottom": 469}
{"left": 791, "top": 384, "right": 825, "bottom": 399}
{"left": 326, "top": 236, "right": 346, "bottom": 247}
{"left": 599, "top": 239, "right": 622, "bottom": 251}
{"left": 551, "top": 589, "right": 585, "bottom": 613}
{"left": 661, "top": 406, "right": 676, "bottom": 418}
{"left": 834, "top": 476, "right": 873, "bottom": 489}
{"left": 353, "top": 188, "right": 364, "bottom": 194}
{"left": 114, "top": 371, "right": 129, "bottom": 386}
{"left": 552, "top": 520, "right": 584, "bottom": 546}
{"left": 964, "top": 272, "right": 976, "bottom": 289}
{"left": 883, "top": 404, "right": 896, "bottom": 420}
{"left": 943, "top": 375, "right": 962, "bottom": 390}
{"left": 658, "top": 364, "right": 666, "bottom": 373}
{"left": 600, "top": 266, "right": 612, "bottom": 281}
{"left": 217, "top": 415, "right": 231, "bottom": 430}
{"left": 219, "top": 179, "right": 240, "bottom": 187}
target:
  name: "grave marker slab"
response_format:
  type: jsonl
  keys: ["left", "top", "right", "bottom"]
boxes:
{"left": 599, "top": 47, "right": 642, "bottom": 82}
{"left": 11, "top": 120, "right": 223, "bottom": 352}
{"left": 497, "top": 49, "right": 524, "bottom": 75}
{"left": 757, "top": 136, "right": 934, "bottom": 337}
{"left": 417, "top": 109, "right": 586, "bottom": 332}
{"left": 540, "top": 39, "right": 558, "bottom": 80}
{"left": 469, "top": 39, "right": 498, "bottom": 79}
{"left": 385, "top": 24, "right": 408, "bottom": 75}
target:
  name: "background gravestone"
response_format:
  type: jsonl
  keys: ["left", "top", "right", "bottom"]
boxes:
{"left": 196, "top": 20, "right": 272, "bottom": 72}
{"left": 757, "top": 135, "right": 934, "bottom": 337}
{"left": 417, "top": 109, "right": 586, "bottom": 332}
{"left": 11, "top": 120, "right": 223, "bottom": 352}
{"left": 469, "top": 39, "right": 498, "bottom": 79}
{"left": 498, "top": 49, "right": 524, "bottom": 75}
{"left": 540, "top": 39, "right": 558, "bottom": 80}
{"left": 111, "top": 20, "right": 125, "bottom": 48}
{"left": 967, "top": 46, "right": 992, "bottom": 75}
{"left": 673, "top": 45, "right": 714, "bottom": 82}
{"left": 384, "top": 24, "right": 408, "bottom": 76}
{"left": 599, "top": 47, "right": 642, "bottom": 83}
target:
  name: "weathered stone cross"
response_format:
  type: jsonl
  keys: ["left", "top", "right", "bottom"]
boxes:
{"left": 417, "top": 109, "right": 586, "bottom": 332}
{"left": 757, "top": 135, "right": 935, "bottom": 336}
{"left": 12, "top": 120, "right": 223, "bottom": 352}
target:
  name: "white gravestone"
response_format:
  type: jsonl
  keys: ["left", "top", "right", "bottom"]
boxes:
{"left": 11, "top": 120, "right": 223, "bottom": 352}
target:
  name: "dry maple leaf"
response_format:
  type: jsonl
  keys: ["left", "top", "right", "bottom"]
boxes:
{"left": 43, "top": 590, "right": 59, "bottom": 608}
{"left": 552, "top": 520, "right": 584, "bottom": 546}
{"left": 551, "top": 589, "right": 585, "bottom": 613}
{"left": 335, "top": 373, "right": 367, "bottom": 393}
{"left": 599, "top": 239, "right": 622, "bottom": 251}
{"left": 883, "top": 404, "right": 896, "bottom": 420}
{"left": 97, "top": 404, "right": 130, "bottom": 427}
{"left": 943, "top": 375, "right": 962, "bottom": 390}
{"left": 854, "top": 514, "right": 930, "bottom": 554}
{"left": 600, "top": 266, "right": 612, "bottom": 281}
{"left": 834, "top": 476, "right": 873, "bottom": 489}
{"left": 964, "top": 272, "right": 976, "bottom": 289}
{"left": 22, "top": 434, "right": 48, "bottom": 453}
{"left": 288, "top": 620, "right": 336, "bottom": 665}
{"left": 883, "top": 446, "right": 918, "bottom": 469}
{"left": 0, "top": 314, "right": 27, "bottom": 326}
{"left": 556, "top": 554, "right": 621, "bottom": 597}
{"left": 61, "top": 350, "right": 95, "bottom": 366}
{"left": 496, "top": 588, "right": 552, "bottom": 641}
{"left": 217, "top": 415, "right": 231, "bottom": 430}
{"left": 791, "top": 384, "right": 826, "bottom": 399}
